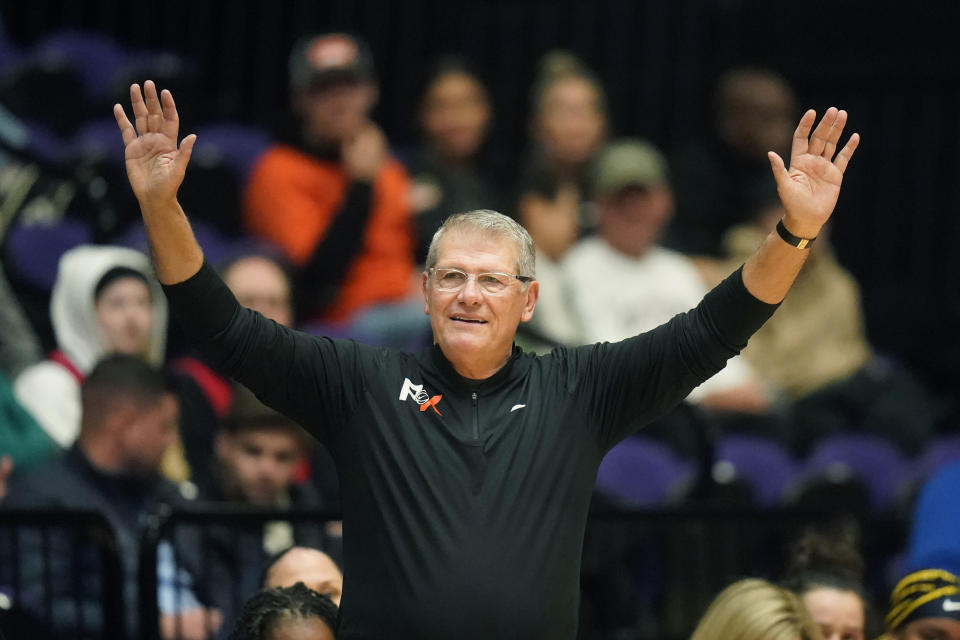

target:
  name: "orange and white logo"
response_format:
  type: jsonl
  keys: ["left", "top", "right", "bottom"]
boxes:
{"left": 399, "top": 378, "right": 443, "bottom": 416}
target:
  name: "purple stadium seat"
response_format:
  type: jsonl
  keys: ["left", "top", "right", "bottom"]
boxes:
{"left": 715, "top": 435, "right": 799, "bottom": 507}
{"left": 0, "top": 34, "right": 22, "bottom": 69}
{"left": 34, "top": 29, "right": 128, "bottom": 98}
{"left": 117, "top": 220, "right": 237, "bottom": 267}
{"left": 5, "top": 217, "right": 92, "bottom": 291}
{"left": 11, "top": 121, "right": 70, "bottom": 166}
{"left": 73, "top": 118, "right": 126, "bottom": 165}
{"left": 595, "top": 437, "right": 696, "bottom": 507}
{"left": 193, "top": 123, "right": 272, "bottom": 180}
{"left": 802, "top": 435, "right": 915, "bottom": 513}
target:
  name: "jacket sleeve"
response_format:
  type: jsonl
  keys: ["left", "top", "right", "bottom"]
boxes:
{"left": 569, "top": 266, "right": 778, "bottom": 451}
{"left": 161, "top": 261, "right": 366, "bottom": 442}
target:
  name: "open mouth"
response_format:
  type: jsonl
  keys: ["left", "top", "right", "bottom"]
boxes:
{"left": 451, "top": 316, "right": 487, "bottom": 324}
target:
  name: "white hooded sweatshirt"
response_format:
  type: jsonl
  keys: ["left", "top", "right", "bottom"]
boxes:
{"left": 14, "top": 245, "right": 168, "bottom": 447}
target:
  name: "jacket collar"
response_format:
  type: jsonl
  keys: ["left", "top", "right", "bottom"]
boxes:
{"left": 423, "top": 343, "right": 529, "bottom": 395}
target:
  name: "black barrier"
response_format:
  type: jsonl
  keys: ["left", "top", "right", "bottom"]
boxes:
{"left": 0, "top": 509, "right": 126, "bottom": 639}
{"left": 136, "top": 505, "right": 904, "bottom": 640}
{"left": 138, "top": 504, "right": 343, "bottom": 640}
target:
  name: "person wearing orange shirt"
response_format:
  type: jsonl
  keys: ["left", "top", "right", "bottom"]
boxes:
{"left": 243, "top": 33, "right": 415, "bottom": 326}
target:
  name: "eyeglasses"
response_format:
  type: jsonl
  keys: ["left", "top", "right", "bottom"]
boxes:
{"left": 428, "top": 267, "right": 533, "bottom": 295}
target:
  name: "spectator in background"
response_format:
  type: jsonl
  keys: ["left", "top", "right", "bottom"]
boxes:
{"left": 782, "top": 527, "right": 868, "bottom": 640}
{"left": 13, "top": 244, "right": 167, "bottom": 449}
{"left": 174, "top": 252, "right": 341, "bottom": 508}
{"left": 907, "top": 461, "right": 960, "bottom": 584}
{"left": 521, "top": 51, "right": 607, "bottom": 221}
{"left": 880, "top": 569, "right": 960, "bottom": 640}
{"left": 207, "top": 385, "right": 322, "bottom": 516}
{"left": 665, "top": 66, "right": 797, "bottom": 257}
{"left": 229, "top": 583, "right": 337, "bottom": 640}
{"left": 173, "top": 252, "right": 295, "bottom": 486}
{"left": 566, "top": 139, "right": 769, "bottom": 416}
{"left": 515, "top": 168, "right": 583, "bottom": 350}
{"left": 190, "top": 385, "right": 329, "bottom": 633}
{"left": 263, "top": 546, "right": 343, "bottom": 607}
{"left": 2, "top": 354, "right": 218, "bottom": 639}
{"left": 714, "top": 196, "right": 935, "bottom": 454}
{"left": 243, "top": 33, "right": 415, "bottom": 326}
{"left": 223, "top": 254, "right": 295, "bottom": 327}
{"left": 407, "top": 56, "right": 505, "bottom": 264}
{"left": 689, "top": 578, "right": 822, "bottom": 640}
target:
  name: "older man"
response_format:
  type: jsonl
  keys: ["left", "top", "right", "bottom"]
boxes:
{"left": 115, "top": 81, "right": 858, "bottom": 639}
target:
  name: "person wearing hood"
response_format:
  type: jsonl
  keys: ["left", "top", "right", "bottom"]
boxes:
{"left": 13, "top": 244, "right": 167, "bottom": 450}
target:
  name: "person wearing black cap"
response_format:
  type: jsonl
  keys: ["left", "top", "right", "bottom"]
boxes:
{"left": 243, "top": 33, "right": 416, "bottom": 328}
{"left": 116, "top": 79, "right": 859, "bottom": 638}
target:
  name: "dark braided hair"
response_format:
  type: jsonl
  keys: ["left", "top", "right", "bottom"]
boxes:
{"left": 229, "top": 582, "right": 338, "bottom": 640}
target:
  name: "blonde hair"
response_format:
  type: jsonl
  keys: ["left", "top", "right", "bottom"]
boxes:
{"left": 690, "top": 578, "right": 823, "bottom": 640}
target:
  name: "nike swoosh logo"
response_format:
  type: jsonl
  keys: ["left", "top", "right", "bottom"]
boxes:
{"left": 510, "top": 404, "right": 526, "bottom": 412}
{"left": 944, "top": 598, "right": 960, "bottom": 612}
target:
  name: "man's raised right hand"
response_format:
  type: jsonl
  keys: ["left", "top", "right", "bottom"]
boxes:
{"left": 114, "top": 80, "right": 196, "bottom": 209}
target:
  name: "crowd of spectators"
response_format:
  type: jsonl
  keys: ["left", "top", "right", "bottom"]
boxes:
{"left": 0, "top": 22, "right": 957, "bottom": 640}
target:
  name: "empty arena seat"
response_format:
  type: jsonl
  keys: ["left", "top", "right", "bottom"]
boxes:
{"left": 596, "top": 437, "right": 696, "bottom": 507}
{"left": 714, "top": 435, "right": 799, "bottom": 507}
{"left": 797, "top": 434, "right": 914, "bottom": 513}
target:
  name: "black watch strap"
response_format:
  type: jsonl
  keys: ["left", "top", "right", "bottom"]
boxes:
{"left": 776, "top": 220, "right": 816, "bottom": 249}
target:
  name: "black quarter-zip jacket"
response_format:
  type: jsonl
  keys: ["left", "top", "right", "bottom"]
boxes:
{"left": 163, "top": 262, "right": 777, "bottom": 639}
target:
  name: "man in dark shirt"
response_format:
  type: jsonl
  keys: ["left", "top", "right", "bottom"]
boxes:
{"left": 2, "top": 354, "right": 219, "bottom": 639}
{"left": 190, "top": 385, "right": 328, "bottom": 633}
{"left": 114, "top": 81, "right": 859, "bottom": 638}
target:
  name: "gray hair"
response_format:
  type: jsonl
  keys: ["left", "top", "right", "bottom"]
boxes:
{"left": 424, "top": 210, "right": 536, "bottom": 278}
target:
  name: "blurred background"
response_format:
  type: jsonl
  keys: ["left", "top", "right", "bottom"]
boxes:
{"left": 3, "top": 0, "right": 957, "bottom": 407}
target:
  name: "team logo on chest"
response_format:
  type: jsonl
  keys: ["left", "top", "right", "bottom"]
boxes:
{"left": 398, "top": 378, "right": 443, "bottom": 416}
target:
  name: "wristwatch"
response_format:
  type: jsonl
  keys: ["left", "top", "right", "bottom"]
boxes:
{"left": 776, "top": 220, "right": 816, "bottom": 249}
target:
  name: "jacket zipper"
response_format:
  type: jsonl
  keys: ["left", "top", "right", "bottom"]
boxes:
{"left": 471, "top": 392, "right": 479, "bottom": 440}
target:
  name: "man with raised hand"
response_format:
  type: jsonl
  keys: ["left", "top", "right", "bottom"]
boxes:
{"left": 115, "top": 80, "right": 858, "bottom": 639}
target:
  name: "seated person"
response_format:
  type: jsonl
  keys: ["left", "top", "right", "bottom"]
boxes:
{"left": 407, "top": 56, "right": 506, "bottom": 264}
{"left": 263, "top": 546, "right": 343, "bottom": 606}
{"left": 191, "top": 385, "right": 329, "bottom": 632}
{"left": 515, "top": 169, "right": 583, "bottom": 350}
{"left": 566, "top": 139, "right": 769, "bottom": 416}
{"left": 690, "top": 578, "right": 820, "bottom": 640}
{"left": 520, "top": 50, "right": 608, "bottom": 213}
{"left": 2, "top": 354, "right": 217, "bottom": 639}
{"left": 880, "top": 569, "right": 960, "bottom": 640}
{"left": 243, "top": 33, "right": 414, "bottom": 325}
{"left": 664, "top": 66, "right": 798, "bottom": 257}
{"left": 229, "top": 582, "right": 337, "bottom": 640}
{"left": 908, "top": 461, "right": 960, "bottom": 584}
{"left": 174, "top": 252, "right": 297, "bottom": 487}
{"left": 14, "top": 245, "right": 167, "bottom": 449}
{"left": 718, "top": 196, "right": 935, "bottom": 453}
{"left": 782, "top": 527, "right": 868, "bottom": 640}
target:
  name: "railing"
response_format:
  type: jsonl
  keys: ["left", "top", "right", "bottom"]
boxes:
{"left": 0, "top": 509, "right": 126, "bottom": 639}
{"left": 0, "top": 503, "right": 904, "bottom": 639}
{"left": 136, "top": 505, "right": 895, "bottom": 640}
